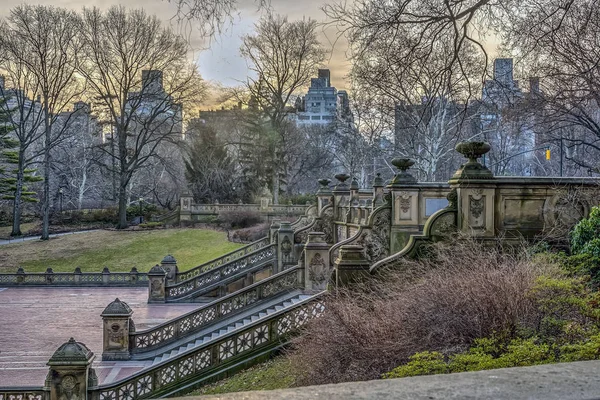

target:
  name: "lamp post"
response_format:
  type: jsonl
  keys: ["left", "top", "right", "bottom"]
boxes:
{"left": 58, "top": 188, "right": 63, "bottom": 221}
{"left": 139, "top": 197, "right": 143, "bottom": 224}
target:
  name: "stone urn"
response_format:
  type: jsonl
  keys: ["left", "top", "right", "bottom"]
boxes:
{"left": 333, "top": 173, "right": 351, "bottom": 191}
{"left": 451, "top": 141, "right": 493, "bottom": 181}
{"left": 389, "top": 158, "right": 417, "bottom": 186}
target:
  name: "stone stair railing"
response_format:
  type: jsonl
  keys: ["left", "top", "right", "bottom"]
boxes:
{"left": 0, "top": 388, "right": 46, "bottom": 400}
{"left": 162, "top": 244, "right": 277, "bottom": 302}
{"left": 175, "top": 236, "right": 271, "bottom": 283}
{"left": 91, "top": 291, "right": 326, "bottom": 399}
{"left": 0, "top": 267, "right": 147, "bottom": 287}
{"left": 128, "top": 266, "right": 305, "bottom": 355}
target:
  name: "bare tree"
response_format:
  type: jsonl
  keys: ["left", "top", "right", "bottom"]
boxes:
{"left": 0, "top": 5, "right": 83, "bottom": 238}
{"left": 505, "top": 0, "right": 600, "bottom": 174}
{"left": 240, "top": 13, "right": 326, "bottom": 204}
{"left": 77, "top": 6, "right": 204, "bottom": 229}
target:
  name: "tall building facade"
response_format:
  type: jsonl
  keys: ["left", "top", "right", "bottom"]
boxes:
{"left": 293, "top": 69, "right": 353, "bottom": 127}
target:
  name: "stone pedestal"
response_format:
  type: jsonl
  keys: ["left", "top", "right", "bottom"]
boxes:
{"left": 388, "top": 159, "right": 421, "bottom": 252}
{"left": 269, "top": 219, "right": 281, "bottom": 244}
{"left": 46, "top": 338, "right": 96, "bottom": 400}
{"left": 148, "top": 265, "right": 167, "bottom": 303}
{"left": 180, "top": 192, "right": 193, "bottom": 221}
{"left": 304, "top": 232, "right": 331, "bottom": 291}
{"left": 161, "top": 255, "right": 178, "bottom": 284}
{"left": 277, "top": 222, "right": 294, "bottom": 273}
{"left": 101, "top": 298, "right": 134, "bottom": 361}
{"left": 333, "top": 174, "right": 351, "bottom": 241}
{"left": 372, "top": 173, "right": 385, "bottom": 208}
{"left": 449, "top": 141, "right": 496, "bottom": 239}
{"left": 335, "top": 245, "right": 370, "bottom": 287}
{"left": 316, "top": 179, "right": 333, "bottom": 215}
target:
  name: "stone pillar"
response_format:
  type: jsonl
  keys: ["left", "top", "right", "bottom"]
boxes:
{"left": 180, "top": 191, "right": 193, "bottom": 221}
{"left": 16, "top": 267, "right": 25, "bottom": 284}
{"left": 160, "top": 255, "right": 178, "bottom": 284}
{"left": 388, "top": 158, "right": 421, "bottom": 253}
{"left": 349, "top": 177, "right": 362, "bottom": 224}
{"left": 269, "top": 219, "right": 281, "bottom": 244}
{"left": 372, "top": 173, "right": 385, "bottom": 208}
{"left": 45, "top": 338, "right": 97, "bottom": 400}
{"left": 335, "top": 245, "right": 370, "bottom": 287}
{"left": 101, "top": 298, "right": 133, "bottom": 361}
{"left": 449, "top": 142, "right": 496, "bottom": 240}
{"left": 277, "top": 221, "right": 294, "bottom": 273}
{"left": 102, "top": 267, "right": 110, "bottom": 284}
{"left": 304, "top": 232, "right": 331, "bottom": 291}
{"left": 316, "top": 179, "right": 333, "bottom": 215}
{"left": 332, "top": 173, "right": 351, "bottom": 242}
{"left": 148, "top": 265, "right": 167, "bottom": 303}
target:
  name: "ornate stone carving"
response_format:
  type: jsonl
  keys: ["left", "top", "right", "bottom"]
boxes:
{"left": 470, "top": 197, "right": 484, "bottom": 218}
{"left": 446, "top": 188, "right": 458, "bottom": 210}
{"left": 430, "top": 211, "right": 457, "bottom": 236}
{"left": 398, "top": 192, "right": 411, "bottom": 213}
{"left": 308, "top": 253, "right": 328, "bottom": 286}
{"left": 358, "top": 208, "right": 391, "bottom": 263}
{"left": 280, "top": 236, "right": 292, "bottom": 256}
{"left": 314, "top": 207, "right": 334, "bottom": 244}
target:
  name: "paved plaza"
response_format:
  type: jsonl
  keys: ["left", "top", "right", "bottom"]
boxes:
{"left": 0, "top": 287, "right": 200, "bottom": 387}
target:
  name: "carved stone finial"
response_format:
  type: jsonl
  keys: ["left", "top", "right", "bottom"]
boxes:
{"left": 450, "top": 141, "right": 494, "bottom": 182}
{"left": 48, "top": 338, "right": 94, "bottom": 365}
{"left": 161, "top": 255, "right": 177, "bottom": 265}
{"left": 101, "top": 298, "right": 133, "bottom": 317}
{"left": 388, "top": 158, "right": 417, "bottom": 186}
{"left": 372, "top": 173, "right": 384, "bottom": 188}
{"left": 317, "top": 178, "right": 333, "bottom": 196}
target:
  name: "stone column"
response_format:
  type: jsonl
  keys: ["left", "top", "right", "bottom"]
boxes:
{"left": 388, "top": 158, "right": 421, "bottom": 253}
{"left": 148, "top": 265, "right": 167, "bottom": 303}
{"left": 335, "top": 245, "right": 370, "bottom": 287}
{"left": 332, "top": 173, "right": 351, "bottom": 242}
{"left": 372, "top": 173, "right": 385, "bottom": 208}
{"left": 269, "top": 219, "right": 281, "bottom": 244}
{"left": 304, "top": 232, "right": 331, "bottom": 291}
{"left": 348, "top": 177, "right": 360, "bottom": 225}
{"left": 449, "top": 142, "right": 496, "bottom": 240}
{"left": 316, "top": 178, "right": 333, "bottom": 215}
{"left": 45, "top": 338, "right": 97, "bottom": 400}
{"left": 277, "top": 222, "right": 294, "bottom": 273}
{"left": 101, "top": 298, "right": 134, "bottom": 361}
{"left": 180, "top": 191, "right": 193, "bottom": 221}
{"left": 161, "top": 255, "right": 178, "bottom": 284}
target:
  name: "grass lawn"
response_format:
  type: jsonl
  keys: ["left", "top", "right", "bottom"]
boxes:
{"left": 188, "top": 357, "right": 296, "bottom": 396}
{"left": 0, "top": 222, "right": 38, "bottom": 240}
{"left": 0, "top": 228, "right": 243, "bottom": 273}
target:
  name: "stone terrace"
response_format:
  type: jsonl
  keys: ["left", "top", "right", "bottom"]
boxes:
{"left": 0, "top": 287, "right": 199, "bottom": 386}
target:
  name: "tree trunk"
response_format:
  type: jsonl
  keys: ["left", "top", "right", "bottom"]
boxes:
{"left": 41, "top": 103, "right": 51, "bottom": 241}
{"left": 117, "top": 177, "right": 128, "bottom": 229}
{"left": 272, "top": 169, "right": 279, "bottom": 205}
{"left": 10, "top": 152, "right": 25, "bottom": 237}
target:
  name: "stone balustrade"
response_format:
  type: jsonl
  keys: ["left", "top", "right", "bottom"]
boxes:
{"left": 0, "top": 267, "right": 147, "bottom": 287}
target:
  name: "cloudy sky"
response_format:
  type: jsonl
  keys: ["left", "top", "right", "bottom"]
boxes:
{"left": 0, "top": 0, "right": 351, "bottom": 91}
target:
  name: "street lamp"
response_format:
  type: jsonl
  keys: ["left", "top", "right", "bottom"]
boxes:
{"left": 139, "top": 197, "right": 144, "bottom": 224}
{"left": 58, "top": 187, "right": 64, "bottom": 215}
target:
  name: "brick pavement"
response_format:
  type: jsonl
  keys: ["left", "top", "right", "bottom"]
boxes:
{"left": 0, "top": 287, "right": 199, "bottom": 387}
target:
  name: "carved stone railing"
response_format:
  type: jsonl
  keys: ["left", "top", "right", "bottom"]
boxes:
{"left": 130, "top": 266, "right": 304, "bottom": 354}
{"left": 0, "top": 267, "right": 147, "bottom": 287}
{"left": 175, "top": 237, "right": 271, "bottom": 283}
{"left": 91, "top": 292, "right": 326, "bottom": 399}
{"left": 370, "top": 206, "right": 457, "bottom": 272}
{"left": 0, "top": 388, "right": 47, "bottom": 400}
{"left": 165, "top": 244, "right": 277, "bottom": 301}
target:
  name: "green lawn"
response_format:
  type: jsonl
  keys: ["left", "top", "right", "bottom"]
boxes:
{"left": 187, "top": 357, "right": 296, "bottom": 396}
{"left": 0, "top": 229, "right": 243, "bottom": 273}
{"left": 0, "top": 222, "right": 38, "bottom": 240}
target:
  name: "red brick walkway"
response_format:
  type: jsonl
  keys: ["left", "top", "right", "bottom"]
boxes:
{"left": 0, "top": 287, "right": 199, "bottom": 387}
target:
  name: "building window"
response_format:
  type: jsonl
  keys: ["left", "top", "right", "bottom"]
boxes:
{"left": 311, "top": 116, "right": 321, "bottom": 120}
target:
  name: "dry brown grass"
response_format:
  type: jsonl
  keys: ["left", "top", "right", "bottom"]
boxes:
{"left": 288, "top": 239, "right": 560, "bottom": 385}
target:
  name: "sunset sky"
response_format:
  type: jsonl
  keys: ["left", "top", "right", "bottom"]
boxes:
{"left": 0, "top": 0, "right": 351, "bottom": 92}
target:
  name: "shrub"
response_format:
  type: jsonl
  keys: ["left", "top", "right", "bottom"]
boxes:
{"left": 288, "top": 239, "right": 553, "bottom": 385}
{"left": 382, "top": 352, "right": 448, "bottom": 378}
{"left": 218, "top": 211, "right": 263, "bottom": 229}
{"left": 571, "top": 206, "right": 600, "bottom": 255}
{"left": 230, "top": 223, "right": 270, "bottom": 243}
{"left": 139, "top": 222, "right": 163, "bottom": 229}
